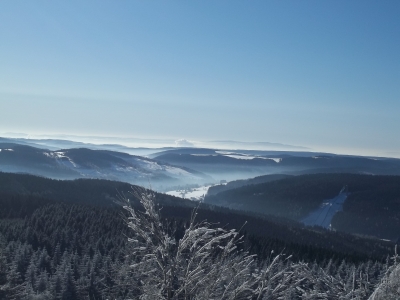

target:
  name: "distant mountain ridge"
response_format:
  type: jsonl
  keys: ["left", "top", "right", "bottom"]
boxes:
{"left": 3, "top": 136, "right": 400, "bottom": 191}
{"left": 151, "top": 148, "right": 400, "bottom": 181}
{"left": 0, "top": 136, "right": 173, "bottom": 156}
{"left": 0, "top": 134, "right": 309, "bottom": 151}
{"left": 0, "top": 143, "right": 211, "bottom": 190}
{"left": 208, "top": 140, "right": 309, "bottom": 150}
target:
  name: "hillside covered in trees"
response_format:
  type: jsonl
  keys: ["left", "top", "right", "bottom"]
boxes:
{"left": 205, "top": 173, "right": 400, "bottom": 241}
{"left": 0, "top": 172, "right": 399, "bottom": 298}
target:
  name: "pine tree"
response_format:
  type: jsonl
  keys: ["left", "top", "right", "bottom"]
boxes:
{"left": 36, "top": 270, "right": 49, "bottom": 293}
{"left": 0, "top": 247, "right": 8, "bottom": 299}
{"left": 61, "top": 264, "right": 78, "bottom": 300}
{"left": 25, "top": 258, "right": 38, "bottom": 291}
{"left": 5, "top": 261, "right": 24, "bottom": 300}
{"left": 50, "top": 270, "right": 63, "bottom": 300}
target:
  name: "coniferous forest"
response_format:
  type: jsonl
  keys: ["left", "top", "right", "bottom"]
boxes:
{"left": 0, "top": 172, "right": 399, "bottom": 299}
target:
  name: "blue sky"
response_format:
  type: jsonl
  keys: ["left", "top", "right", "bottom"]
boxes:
{"left": 0, "top": 1, "right": 399, "bottom": 156}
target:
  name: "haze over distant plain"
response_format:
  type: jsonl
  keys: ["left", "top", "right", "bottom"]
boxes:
{"left": 0, "top": 1, "right": 399, "bottom": 158}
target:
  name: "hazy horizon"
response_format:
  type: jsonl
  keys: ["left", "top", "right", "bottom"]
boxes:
{"left": 2, "top": 131, "right": 399, "bottom": 159}
{"left": 1, "top": 1, "right": 399, "bottom": 158}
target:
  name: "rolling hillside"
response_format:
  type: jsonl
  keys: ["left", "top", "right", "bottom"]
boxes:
{"left": 0, "top": 172, "right": 394, "bottom": 261}
{"left": 152, "top": 148, "right": 400, "bottom": 181}
{"left": 0, "top": 143, "right": 211, "bottom": 190}
{"left": 205, "top": 173, "right": 400, "bottom": 240}
{"left": 207, "top": 174, "right": 293, "bottom": 195}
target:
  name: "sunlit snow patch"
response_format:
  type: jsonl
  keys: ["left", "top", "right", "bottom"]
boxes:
{"left": 166, "top": 185, "right": 213, "bottom": 201}
{"left": 229, "top": 155, "right": 282, "bottom": 163}
{"left": 224, "top": 154, "right": 255, "bottom": 160}
{"left": 263, "top": 157, "right": 282, "bottom": 163}
{"left": 43, "top": 151, "right": 78, "bottom": 168}
{"left": 215, "top": 151, "right": 282, "bottom": 162}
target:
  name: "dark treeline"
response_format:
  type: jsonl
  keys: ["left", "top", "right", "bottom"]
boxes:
{"left": 0, "top": 172, "right": 195, "bottom": 209}
{"left": 0, "top": 194, "right": 393, "bottom": 299}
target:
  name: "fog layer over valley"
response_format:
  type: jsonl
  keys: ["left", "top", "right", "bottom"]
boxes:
{"left": 0, "top": 142, "right": 211, "bottom": 191}
{"left": 151, "top": 148, "right": 400, "bottom": 182}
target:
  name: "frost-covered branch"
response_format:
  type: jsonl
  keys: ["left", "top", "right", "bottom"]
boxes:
{"left": 121, "top": 188, "right": 314, "bottom": 299}
{"left": 119, "top": 187, "right": 390, "bottom": 300}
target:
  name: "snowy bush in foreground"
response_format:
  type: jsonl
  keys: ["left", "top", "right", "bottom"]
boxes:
{"left": 368, "top": 246, "right": 400, "bottom": 300}
{"left": 121, "top": 189, "right": 312, "bottom": 299}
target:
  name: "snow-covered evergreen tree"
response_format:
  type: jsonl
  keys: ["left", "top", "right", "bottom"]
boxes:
{"left": 368, "top": 246, "right": 400, "bottom": 300}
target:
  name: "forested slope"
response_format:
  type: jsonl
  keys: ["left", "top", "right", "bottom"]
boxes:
{"left": 205, "top": 173, "right": 400, "bottom": 240}
{"left": 207, "top": 173, "right": 292, "bottom": 195}
{"left": 0, "top": 172, "right": 394, "bottom": 261}
{"left": 0, "top": 193, "right": 395, "bottom": 299}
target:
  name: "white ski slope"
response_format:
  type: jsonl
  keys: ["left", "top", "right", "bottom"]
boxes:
{"left": 302, "top": 187, "right": 348, "bottom": 229}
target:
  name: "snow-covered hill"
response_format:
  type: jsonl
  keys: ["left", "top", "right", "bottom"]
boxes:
{"left": 0, "top": 143, "right": 211, "bottom": 190}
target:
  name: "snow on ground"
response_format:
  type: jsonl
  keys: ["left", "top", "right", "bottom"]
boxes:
{"left": 264, "top": 157, "right": 282, "bottom": 163}
{"left": 111, "top": 165, "right": 138, "bottom": 174}
{"left": 225, "top": 154, "right": 255, "bottom": 160}
{"left": 43, "top": 152, "right": 78, "bottom": 168}
{"left": 139, "top": 160, "right": 164, "bottom": 171}
{"left": 215, "top": 151, "right": 233, "bottom": 155}
{"left": 302, "top": 187, "right": 348, "bottom": 229}
{"left": 42, "top": 151, "right": 200, "bottom": 180}
{"left": 43, "top": 151, "right": 67, "bottom": 159}
{"left": 166, "top": 185, "right": 213, "bottom": 201}
{"left": 225, "top": 154, "right": 282, "bottom": 163}
{"left": 140, "top": 159, "right": 200, "bottom": 179}
{"left": 215, "top": 151, "right": 281, "bottom": 162}
{"left": 0, "top": 149, "right": 14, "bottom": 152}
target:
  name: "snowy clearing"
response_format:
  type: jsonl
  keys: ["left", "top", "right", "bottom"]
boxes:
{"left": 166, "top": 185, "right": 213, "bottom": 201}
{"left": 302, "top": 187, "right": 348, "bottom": 229}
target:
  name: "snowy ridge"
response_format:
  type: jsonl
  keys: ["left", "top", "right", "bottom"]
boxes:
{"left": 201, "top": 151, "right": 283, "bottom": 162}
